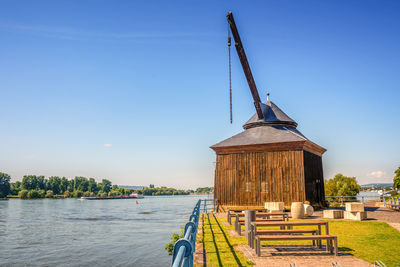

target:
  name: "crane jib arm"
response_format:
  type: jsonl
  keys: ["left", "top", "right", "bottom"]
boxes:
{"left": 226, "top": 11, "right": 264, "bottom": 120}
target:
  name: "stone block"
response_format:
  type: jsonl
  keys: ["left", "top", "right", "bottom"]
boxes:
{"left": 264, "top": 202, "right": 284, "bottom": 212}
{"left": 304, "top": 204, "right": 314, "bottom": 216}
{"left": 323, "top": 209, "right": 344, "bottom": 219}
{"left": 344, "top": 211, "right": 367, "bottom": 221}
{"left": 345, "top": 202, "right": 365, "bottom": 212}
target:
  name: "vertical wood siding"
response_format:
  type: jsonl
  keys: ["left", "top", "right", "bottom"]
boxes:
{"left": 214, "top": 150, "right": 307, "bottom": 206}
{"left": 303, "top": 151, "right": 325, "bottom": 205}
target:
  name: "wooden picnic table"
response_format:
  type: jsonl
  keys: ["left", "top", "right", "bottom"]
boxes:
{"left": 250, "top": 220, "right": 330, "bottom": 248}
{"left": 235, "top": 213, "right": 288, "bottom": 234}
{"left": 227, "top": 209, "right": 268, "bottom": 224}
{"left": 230, "top": 212, "right": 288, "bottom": 224}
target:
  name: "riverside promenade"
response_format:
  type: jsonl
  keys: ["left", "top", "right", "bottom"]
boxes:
{"left": 194, "top": 204, "right": 400, "bottom": 267}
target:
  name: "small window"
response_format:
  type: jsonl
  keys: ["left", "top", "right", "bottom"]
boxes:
{"left": 261, "top": 182, "right": 268, "bottom": 193}
{"left": 245, "top": 182, "right": 252, "bottom": 192}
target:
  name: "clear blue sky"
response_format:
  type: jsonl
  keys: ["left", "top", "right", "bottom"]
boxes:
{"left": 1, "top": 0, "right": 399, "bottom": 188}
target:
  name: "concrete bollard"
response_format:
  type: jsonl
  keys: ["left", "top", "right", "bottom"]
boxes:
{"left": 244, "top": 210, "right": 256, "bottom": 240}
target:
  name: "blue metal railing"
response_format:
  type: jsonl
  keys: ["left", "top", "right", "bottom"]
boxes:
{"left": 387, "top": 196, "right": 400, "bottom": 210}
{"left": 201, "top": 198, "right": 217, "bottom": 213}
{"left": 171, "top": 198, "right": 216, "bottom": 267}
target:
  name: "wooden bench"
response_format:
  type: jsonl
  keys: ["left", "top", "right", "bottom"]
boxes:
{"left": 235, "top": 214, "right": 285, "bottom": 235}
{"left": 249, "top": 229, "right": 318, "bottom": 248}
{"left": 250, "top": 220, "right": 330, "bottom": 248}
{"left": 254, "top": 234, "right": 338, "bottom": 256}
{"left": 227, "top": 209, "right": 267, "bottom": 224}
{"left": 229, "top": 212, "right": 288, "bottom": 225}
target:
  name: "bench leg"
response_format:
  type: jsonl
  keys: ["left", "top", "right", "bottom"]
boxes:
{"left": 334, "top": 237, "right": 338, "bottom": 256}
{"left": 248, "top": 225, "right": 252, "bottom": 247}
{"left": 250, "top": 224, "right": 254, "bottom": 249}
{"left": 256, "top": 237, "right": 261, "bottom": 256}
{"left": 318, "top": 225, "right": 322, "bottom": 248}
{"left": 312, "top": 232, "right": 315, "bottom": 247}
{"left": 326, "top": 239, "right": 330, "bottom": 252}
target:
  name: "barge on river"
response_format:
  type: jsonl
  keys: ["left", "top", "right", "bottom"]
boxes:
{"left": 80, "top": 193, "right": 144, "bottom": 200}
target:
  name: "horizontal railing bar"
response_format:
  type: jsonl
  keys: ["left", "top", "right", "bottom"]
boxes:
{"left": 172, "top": 246, "right": 186, "bottom": 267}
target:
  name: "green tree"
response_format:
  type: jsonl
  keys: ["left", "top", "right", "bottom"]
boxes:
{"left": 67, "top": 180, "right": 74, "bottom": 192}
{"left": 101, "top": 179, "right": 112, "bottom": 193}
{"left": 21, "top": 175, "right": 46, "bottom": 190}
{"left": 325, "top": 173, "right": 360, "bottom": 196}
{"left": 195, "top": 187, "right": 214, "bottom": 194}
{"left": 74, "top": 176, "right": 89, "bottom": 192}
{"left": 48, "top": 176, "right": 61, "bottom": 194}
{"left": 88, "top": 178, "right": 97, "bottom": 193}
{"left": 60, "top": 177, "right": 69, "bottom": 193}
{"left": 21, "top": 175, "right": 35, "bottom": 190}
{"left": 0, "top": 172, "right": 11, "bottom": 198}
{"left": 393, "top": 167, "right": 400, "bottom": 190}
{"left": 10, "top": 181, "right": 21, "bottom": 195}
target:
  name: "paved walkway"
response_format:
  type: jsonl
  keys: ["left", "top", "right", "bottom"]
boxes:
{"left": 312, "top": 205, "right": 400, "bottom": 232}
{"left": 237, "top": 244, "right": 372, "bottom": 267}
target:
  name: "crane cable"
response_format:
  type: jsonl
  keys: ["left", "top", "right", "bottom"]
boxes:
{"left": 228, "top": 26, "right": 232, "bottom": 124}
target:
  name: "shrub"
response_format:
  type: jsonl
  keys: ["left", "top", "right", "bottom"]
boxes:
{"left": 38, "top": 190, "right": 45, "bottom": 198}
{"left": 64, "top": 190, "right": 70, "bottom": 198}
{"left": 27, "top": 190, "right": 41, "bottom": 199}
{"left": 83, "top": 191, "right": 90, "bottom": 197}
{"left": 97, "top": 191, "right": 107, "bottom": 197}
{"left": 18, "top": 189, "right": 29, "bottom": 199}
{"left": 164, "top": 230, "right": 184, "bottom": 256}
{"left": 108, "top": 190, "right": 120, "bottom": 196}
{"left": 46, "top": 190, "right": 54, "bottom": 198}
{"left": 164, "top": 233, "right": 180, "bottom": 256}
{"left": 74, "top": 190, "right": 83, "bottom": 198}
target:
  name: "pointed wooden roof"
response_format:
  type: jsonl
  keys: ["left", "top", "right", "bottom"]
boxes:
{"left": 211, "top": 100, "right": 326, "bottom": 156}
{"left": 244, "top": 101, "right": 297, "bottom": 129}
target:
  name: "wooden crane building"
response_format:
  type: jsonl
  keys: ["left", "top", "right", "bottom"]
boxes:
{"left": 211, "top": 12, "right": 327, "bottom": 209}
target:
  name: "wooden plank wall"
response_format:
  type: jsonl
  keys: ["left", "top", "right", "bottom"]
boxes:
{"left": 214, "top": 150, "right": 306, "bottom": 206}
{"left": 303, "top": 151, "right": 325, "bottom": 205}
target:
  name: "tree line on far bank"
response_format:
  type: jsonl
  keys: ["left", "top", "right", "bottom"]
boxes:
{"left": 0, "top": 172, "right": 214, "bottom": 199}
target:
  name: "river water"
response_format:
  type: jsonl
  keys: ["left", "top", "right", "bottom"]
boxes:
{"left": 0, "top": 195, "right": 204, "bottom": 267}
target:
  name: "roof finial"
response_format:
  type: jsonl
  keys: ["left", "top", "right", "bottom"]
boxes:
{"left": 267, "top": 92, "right": 270, "bottom": 102}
